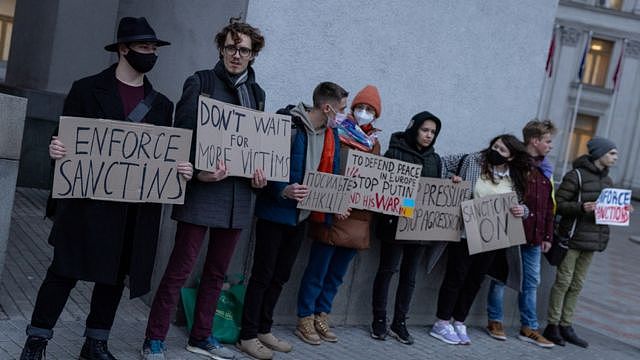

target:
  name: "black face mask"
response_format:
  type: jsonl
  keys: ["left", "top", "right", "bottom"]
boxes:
{"left": 124, "top": 48, "right": 157, "bottom": 73}
{"left": 487, "top": 149, "right": 509, "bottom": 166}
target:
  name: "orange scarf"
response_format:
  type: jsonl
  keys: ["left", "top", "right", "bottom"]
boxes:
{"left": 310, "top": 127, "right": 336, "bottom": 223}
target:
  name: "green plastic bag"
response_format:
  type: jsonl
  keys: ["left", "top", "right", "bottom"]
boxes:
{"left": 181, "top": 275, "right": 246, "bottom": 344}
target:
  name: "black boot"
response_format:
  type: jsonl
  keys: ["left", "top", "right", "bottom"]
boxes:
{"left": 389, "top": 318, "right": 414, "bottom": 345}
{"left": 560, "top": 325, "right": 589, "bottom": 348}
{"left": 370, "top": 316, "right": 387, "bottom": 340}
{"left": 19, "top": 336, "right": 48, "bottom": 360}
{"left": 542, "top": 324, "right": 565, "bottom": 346}
{"left": 79, "top": 337, "right": 117, "bottom": 360}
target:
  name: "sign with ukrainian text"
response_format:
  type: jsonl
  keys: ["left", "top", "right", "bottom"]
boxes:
{"left": 395, "top": 177, "right": 471, "bottom": 241}
{"left": 344, "top": 150, "right": 421, "bottom": 217}
{"left": 52, "top": 116, "right": 192, "bottom": 204}
{"left": 196, "top": 96, "right": 291, "bottom": 181}
{"left": 595, "top": 188, "right": 632, "bottom": 226}
{"left": 461, "top": 192, "right": 526, "bottom": 254}
{"left": 297, "top": 171, "right": 352, "bottom": 214}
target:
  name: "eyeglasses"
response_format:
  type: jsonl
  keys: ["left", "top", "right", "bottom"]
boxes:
{"left": 223, "top": 45, "right": 252, "bottom": 58}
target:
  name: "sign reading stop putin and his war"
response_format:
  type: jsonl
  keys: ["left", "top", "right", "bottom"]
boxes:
{"left": 595, "top": 188, "right": 632, "bottom": 226}
{"left": 52, "top": 116, "right": 192, "bottom": 204}
{"left": 196, "top": 96, "right": 291, "bottom": 182}
{"left": 461, "top": 192, "right": 526, "bottom": 255}
{"left": 297, "top": 171, "right": 352, "bottom": 215}
{"left": 396, "top": 177, "right": 472, "bottom": 242}
{"left": 344, "top": 150, "right": 422, "bottom": 217}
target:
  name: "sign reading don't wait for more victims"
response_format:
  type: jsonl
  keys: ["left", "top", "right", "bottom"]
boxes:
{"left": 196, "top": 96, "right": 291, "bottom": 182}
{"left": 52, "top": 116, "right": 192, "bottom": 204}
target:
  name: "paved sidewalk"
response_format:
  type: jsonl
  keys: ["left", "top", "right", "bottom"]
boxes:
{"left": 1, "top": 188, "right": 639, "bottom": 359}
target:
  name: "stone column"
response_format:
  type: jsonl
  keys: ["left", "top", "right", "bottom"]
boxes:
{"left": 0, "top": 93, "right": 27, "bottom": 280}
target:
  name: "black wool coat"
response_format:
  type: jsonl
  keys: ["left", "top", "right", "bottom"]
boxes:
{"left": 47, "top": 64, "right": 174, "bottom": 298}
{"left": 556, "top": 155, "right": 613, "bottom": 252}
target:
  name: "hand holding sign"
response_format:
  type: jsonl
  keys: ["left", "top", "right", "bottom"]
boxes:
{"left": 582, "top": 202, "right": 596, "bottom": 213}
{"left": 284, "top": 183, "right": 309, "bottom": 201}
{"left": 197, "top": 160, "right": 228, "bottom": 182}
{"left": 177, "top": 162, "right": 193, "bottom": 181}
{"left": 251, "top": 169, "right": 267, "bottom": 189}
{"left": 509, "top": 205, "right": 525, "bottom": 217}
{"left": 49, "top": 136, "right": 66, "bottom": 159}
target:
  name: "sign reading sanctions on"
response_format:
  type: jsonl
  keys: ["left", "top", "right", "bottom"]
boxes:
{"left": 595, "top": 188, "right": 632, "bottom": 226}
{"left": 297, "top": 171, "right": 352, "bottom": 215}
{"left": 196, "top": 96, "right": 291, "bottom": 181}
{"left": 396, "top": 177, "right": 471, "bottom": 242}
{"left": 461, "top": 192, "right": 526, "bottom": 255}
{"left": 345, "top": 150, "right": 421, "bottom": 217}
{"left": 52, "top": 116, "right": 192, "bottom": 204}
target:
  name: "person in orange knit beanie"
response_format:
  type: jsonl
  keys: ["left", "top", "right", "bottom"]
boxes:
{"left": 294, "top": 85, "right": 382, "bottom": 345}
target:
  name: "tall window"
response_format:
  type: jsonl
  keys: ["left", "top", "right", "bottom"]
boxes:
{"left": 0, "top": 14, "right": 12, "bottom": 61}
{"left": 582, "top": 38, "right": 614, "bottom": 87}
{"left": 569, "top": 114, "right": 599, "bottom": 161}
{"left": 596, "top": 0, "right": 623, "bottom": 10}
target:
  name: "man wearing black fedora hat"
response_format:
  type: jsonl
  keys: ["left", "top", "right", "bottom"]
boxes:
{"left": 19, "top": 17, "right": 192, "bottom": 360}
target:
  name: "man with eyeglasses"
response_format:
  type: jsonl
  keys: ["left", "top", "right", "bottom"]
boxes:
{"left": 142, "top": 21, "right": 266, "bottom": 360}
{"left": 18, "top": 17, "right": 191, "bottom": 360}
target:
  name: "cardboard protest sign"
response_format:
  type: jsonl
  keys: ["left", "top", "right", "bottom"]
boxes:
{"left": 297, "top": 171, "right": 352, "bottom": 214}
{"left": 595, "top": 188, "right": 632, "bottom": 226}
{"left": 196, "top": 96, "right": 291, "bottom": 181}
{"left": 396, "top": 177, "right": 471, "bottom": 241}
{"left": 461, "top": 192, "right": 526, "bottom": 255}
{"left": 52, "top": 116, "right": 192, "bottom": 204}
{"left": 344, "top": 150, "right": 422, "bottom": 217}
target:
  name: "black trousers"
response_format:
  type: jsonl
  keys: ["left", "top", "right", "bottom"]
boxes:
{"left": 240, "top": 218, "right": 306, "bottom": 340}
{"left": 30, "top": 207, "right": 135, "bottom": 337}
{"left": 436, "top": 240, "right": 497, "bottom": 322}
{"left": 371, "top": 241, "right": 425, "bottom": 321}
{"left": 30, "top": 268, "right": 125, "bottom": 332}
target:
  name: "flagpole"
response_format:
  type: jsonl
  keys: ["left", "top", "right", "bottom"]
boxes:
{"left": 561, "top": 30, "right": 592, "bottom": 176}
{"left": 603, "top": 39, "right": 627, "bottom": 138}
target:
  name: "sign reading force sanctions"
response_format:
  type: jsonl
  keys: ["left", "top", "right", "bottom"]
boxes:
{"left": 396, "top": 177, "right": 471, "bottom": 242}
{"left": 345, "top": 150, "right": 422, "bottom": 217}
{"left": 52, "top": 116, "right": 192, "bottom": 204}
{"left": 297, "top": 171, "right": 352, "bottom": 214}
{"left": 461, "top": 192, "right": 526, "bottom": 255}
{"left": 595, "top": 188, "right": 632, "bottom": 226}
{"left": 196, "top": 96, "right": 291, "bottom": 181}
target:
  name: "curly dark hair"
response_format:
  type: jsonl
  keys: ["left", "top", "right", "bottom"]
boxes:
{"left": 215, "top": 20, "right": 265, "bottom": 65}
{"left": 480, "top": 134, "right": 530, "bottom": 197}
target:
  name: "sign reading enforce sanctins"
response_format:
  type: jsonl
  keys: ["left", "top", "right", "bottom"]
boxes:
{"left": 196, "top": 96, "right": 291, "bottom": 182}
{"left": 595, "top": 188, "right": 632, "bottom": 226}
{"left": 52, "top": 116, "right": 192, "bottom": 204}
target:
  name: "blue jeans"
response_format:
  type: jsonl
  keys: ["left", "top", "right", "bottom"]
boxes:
{"left": 297, "top": 241, "right": 357, "bottom": 317}
{"left": 487, "top": 244, "right": 541, "bottom": 329}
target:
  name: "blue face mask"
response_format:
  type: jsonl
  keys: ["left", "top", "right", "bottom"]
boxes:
{"left": 354, "top": 109, "right": 375, "bottom": 124}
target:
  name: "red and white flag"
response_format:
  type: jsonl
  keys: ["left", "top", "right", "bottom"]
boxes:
{"left": 612, "top": 41, "right": 625, "bottom": 91}
{"left": 545, "top": 28, "right": 557, "bottom": 77}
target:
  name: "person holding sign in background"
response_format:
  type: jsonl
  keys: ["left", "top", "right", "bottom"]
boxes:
{"left": 143, "top": 21, "right": 266, "bottom": 360}
{"left": 295, "top": 85, "right": 382, "bottom": 346}
{"left": 485, "top": 120, "right": 557, "bottom": 348}
{"left": 19, "top": 17, "right": 192, "bottom": 360}
{"left": 370, "top": 111, "right": 447, "bottom": 345}
{"left": 236, "top": 82, "right": 347, "bottom": 360}
{"left": 542, "top": 137, "right": 632, "bottom": 348}
{"left": 430, "top": 134, "right": 529, "bottom": 346}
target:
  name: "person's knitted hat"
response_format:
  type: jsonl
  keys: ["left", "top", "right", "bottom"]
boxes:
{"left": 351, "top": 85, "right": 381, "bottom": 118}
{"left": 587, "top": 137, "right": 617, "bottom": 160}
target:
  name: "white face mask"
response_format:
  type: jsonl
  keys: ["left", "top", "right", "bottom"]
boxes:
{"left": 354, "top": 109, "right": 375, "bottom": 124}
